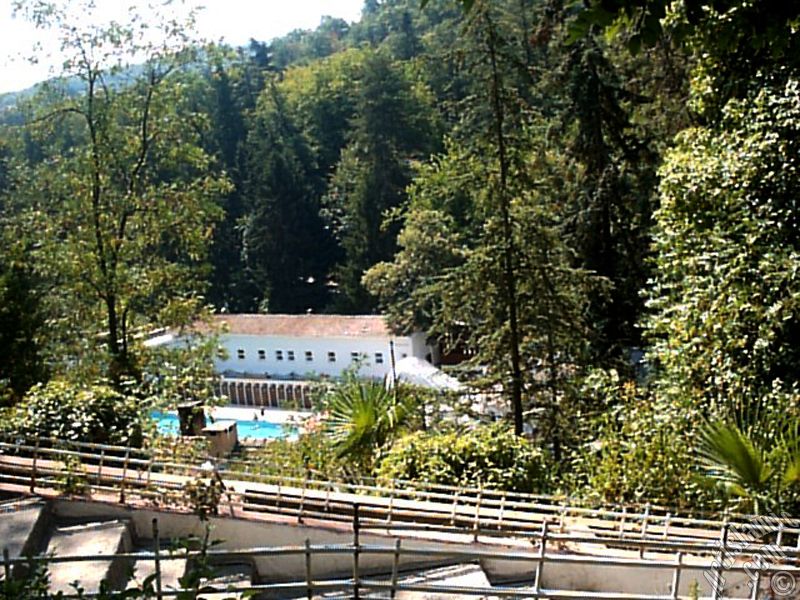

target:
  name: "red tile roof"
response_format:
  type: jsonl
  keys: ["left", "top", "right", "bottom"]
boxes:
{"left": 212, "top": 314, "right": 391, "bottom": 338}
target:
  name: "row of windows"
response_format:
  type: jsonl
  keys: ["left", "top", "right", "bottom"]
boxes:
{"left": 235, "top": 349, "right": 385, "bottom": 364}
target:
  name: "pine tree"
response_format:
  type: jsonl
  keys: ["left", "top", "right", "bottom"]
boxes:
{"left": 242, "top": 83, "right": 333, "bottom": 313}
{"left": 324, "top": 50, "right": 437, "bottom": 313}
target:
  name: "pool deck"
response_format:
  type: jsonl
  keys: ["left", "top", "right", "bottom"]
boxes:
{"left": 210, "top": 406, "right": 311, "bottom": 425}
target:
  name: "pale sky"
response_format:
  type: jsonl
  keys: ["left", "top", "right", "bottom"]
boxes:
{"left": 0, "top": 0, "right": 365, "bottom": 94}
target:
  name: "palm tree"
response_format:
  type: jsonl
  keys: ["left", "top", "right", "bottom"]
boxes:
{"left": 322, "top": 377, "right": 414, "bottom": 473}
{"left": 697, "top": 416, "right": 800, "bottom": 514}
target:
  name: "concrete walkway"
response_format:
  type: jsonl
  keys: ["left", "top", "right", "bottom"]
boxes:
{"left": 45, "top": 520, "right": 132, "bottom": 594}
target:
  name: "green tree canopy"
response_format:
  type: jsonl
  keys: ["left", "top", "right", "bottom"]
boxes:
{"left": 645, "top": 80, "right": 800, "bottom": 412}
{"left": 322, "top": 49, "right": 440, "bottom": 312}
{"left": 1, "top": 379, "right": 143, "bottom": 446}
{"left": 241, "top": 81, "right": 334, "bottom": 313}
{"left": 10, "top": 0, "right": 230, "bottom": 380}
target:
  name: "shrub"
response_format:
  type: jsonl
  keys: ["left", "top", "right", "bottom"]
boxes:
{"left": 0, "top": 380, "right": 144, "bottom": 446}
{"left": 229, "top": 432, "right": 351, "bottom": 482}
{"left": 566, "top": 370, "right": 707, "bottom": 508}
{"left": 376, "top": 423, "right": 549, "bottom": 493}
{"left": 57, "top": 454, "right": 89, "bottom": 496}
{"left": 183, "top": 476, "right": 224, "bottom": 520}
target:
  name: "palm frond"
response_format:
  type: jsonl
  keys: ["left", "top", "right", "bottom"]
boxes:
{"left": 781, "top": 421, "right": 800, "bottom": 488}
{"left": 697, "top": 420, "right": 773, "bottom": 511}
{"left": 323, "top": 378, "right": 412, "bottom": 465}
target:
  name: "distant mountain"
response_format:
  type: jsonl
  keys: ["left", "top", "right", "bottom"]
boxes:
{"left": 0, "top": 87, "right": 33, "bottom": 110}
{"left": 0, "top": 63, "right": 150, "bottom": 125}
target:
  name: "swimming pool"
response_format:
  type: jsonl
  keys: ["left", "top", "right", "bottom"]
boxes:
{"left": 152, "top": 411, "right": 292, "bottom": 440}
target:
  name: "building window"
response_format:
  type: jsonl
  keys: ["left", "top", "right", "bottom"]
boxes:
{"left": 351, "top": 351, "right": 360, "bottom": 361}
{"left": 258, "top": 349, "right": 266, "bottom": 360}
{"left": 328, "top": 351, "right": 336, "bottom": 363}
{"left": 287, "top": 350, "right": 295, "bottom": 361}
{"left": 375, "top": 352, "right": 384, "bottom": 364}
{"left": 305, "top": 351, "right": 313, "bottom": 362}
{"left": 237, "top": 349, "right": 245, "bottom": 360}
{"left": 276, "top": 350, "right": 284, "bottom": 361}
{"left": 401, "top": 353, "right": 408, "bottom": 358}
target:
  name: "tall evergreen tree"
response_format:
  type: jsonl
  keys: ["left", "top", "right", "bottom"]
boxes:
{"left": 0, "top": 141, "right": 47, "bottom": 404}
{"left": 324, "top": 50, "right": 438, "bottom": 313}
{"left": 563, "top": 36, "right": 660, "bottom": 363}
{"left": 204, "top": 42, "right": 272, "bottom": 312}
{"left": 369, "top": 1, "right": 601, "bottom": 446}
{"left": 0, "top": 258, "right": 47, "bottom": 405}
{"left": 242, "top": 83, "right": 333, "bottom": 313}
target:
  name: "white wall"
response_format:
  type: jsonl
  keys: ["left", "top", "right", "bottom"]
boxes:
{"left": 53, "top": 498, "right": 462, "bottom": 583}
{"left": 53, "top": 499, "right": 752, "bottom": 597}
{"left": 215, "top": 334, "right": 430, "bottom": 380}
{"left": 409, "top": 332, "right": 434, "bottom": 362}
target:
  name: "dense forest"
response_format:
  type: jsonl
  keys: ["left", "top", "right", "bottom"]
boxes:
{"left": 1, "top": 0, "right": 800, "bottom": 512}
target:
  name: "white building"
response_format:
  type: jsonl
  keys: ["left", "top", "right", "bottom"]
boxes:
{"left": 148, "top": 314, "right": 442, "bottom": 408}
{"left": 212, "top": 314, "right": 434, "bottom": 380}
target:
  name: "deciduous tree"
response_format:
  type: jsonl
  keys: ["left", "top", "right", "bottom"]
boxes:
{"left": 12, "top": 0, "right": 229, "bottom": 380}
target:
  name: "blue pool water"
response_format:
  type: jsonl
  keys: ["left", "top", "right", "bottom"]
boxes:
{"left": 152, "top": 412, "right": 291, "bottom": 440}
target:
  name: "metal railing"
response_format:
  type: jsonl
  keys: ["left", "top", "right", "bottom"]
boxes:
{"left": 3, "top": 509, "right": 799, "bottom": 599}
{"left": 2, "top": 433, "right": 800, "bottom": 550}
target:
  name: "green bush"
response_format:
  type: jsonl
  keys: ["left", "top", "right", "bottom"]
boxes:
{"left": 566, "top": 370, "right": 709, "bottom": 508}
{"left": 0, "top": 380, "right": 144, "bottom": 446}
{"left": 376, "top": 423, "right": 549, "bottom": 493}
{"left": 229, "top": 431, "right": 351, "bottom": 482}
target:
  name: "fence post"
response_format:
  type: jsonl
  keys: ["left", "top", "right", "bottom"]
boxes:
{"left": 639, "top": 503, "right": 651, "bottom": 558}
{"left": 473, "top": 489, "right": 482, "bottom": 541}
{"left": 390, "top": 538, "right": 401, "bottom": 599}
{"left": 298, "top": 474, "right": 307, "bottom": 524}
{"left": 497, "top": 493, "right": 506, "bottom": 530}
{"left": 305, "top": 538, "right": 313, "bottom": 600}
{"left": 119, "top": 448, "right": 130, "bottom": 503}
{"left": 712, "top": 522, "right": 730, "bottom": 600}
{"left": 152, "top": 518, "right": 163, "bottom": 600}
{"left": 533, "top": 520, "right": 548, "bottom": 593}
{"left": 749, "top": 562, "right": 761, "bottom": 600}
{"left": 671, "top": 552, "right": 683, "bottom": 600}
{"left": 618, "top": 506, "right": 627, "bottom": 539}
{"left": 387, "top": 482, "right": 395, "bottom": 525}
{"left": 663, "top": 513, "right": 672, "bottom": 539}
{"left": 30, "top": 438, "right": 40, "bottom": 492}
{"left": 450, "top": 487, "right": 460, "bottom": 526}
{"left": 353, "top": 503, "right": 361, "bottom": 600}
{"left": 3, "top": 547, "right": 10, "bottom": 582}
{"left": 641, "top": 503, "right": 650, "bottom": 537}
{"left": 96, "top": 449, "right": 105, "bottom": 487}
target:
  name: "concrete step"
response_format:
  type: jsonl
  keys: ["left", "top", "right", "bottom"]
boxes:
{"left": 127, "top": 552, "right": 254, "bottom": 598}
{"left": 261, "top": 563, "right": 495, "bottom": 599}
{"left": 45, "top": 519, "right": 133, "bottom": 594}
{"left": 127, "top": 546, "right": 188, "bottom": 593}
{"left": 199, "top": 562, "right": 253, "bottom": 599}
{"left": 0, "top": 498, "right": 50, "bottom": 580}
{"left": 480, "top": 551, "right": 753, "bottom": 598}
{"left": 393, "top": 563, "right": 495, "bottom": 599}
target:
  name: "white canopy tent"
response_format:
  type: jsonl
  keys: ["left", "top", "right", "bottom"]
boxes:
{"left": 391, "top": 356, "right": 465, "bottom": 392}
